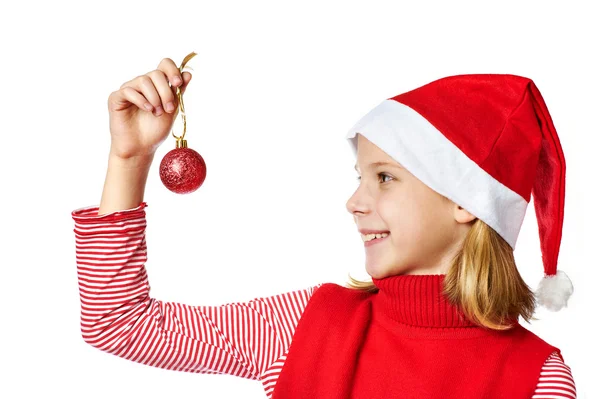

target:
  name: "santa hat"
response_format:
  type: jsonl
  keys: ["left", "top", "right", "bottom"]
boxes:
{"left": 345, "top": 74, "right": 573, "bottom": 312}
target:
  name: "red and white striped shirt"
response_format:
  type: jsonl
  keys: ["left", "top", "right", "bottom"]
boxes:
{"left": 72, "top": 202, "right": 577, "bottom": 399}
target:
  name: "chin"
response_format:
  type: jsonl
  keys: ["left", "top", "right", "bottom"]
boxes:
{"left": 365, "top": 266, "right": 396, "bottom": 280}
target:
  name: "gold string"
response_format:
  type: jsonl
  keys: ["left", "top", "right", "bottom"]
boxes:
{"left": 171, "top": 51, "right": 197, "bottom": 147}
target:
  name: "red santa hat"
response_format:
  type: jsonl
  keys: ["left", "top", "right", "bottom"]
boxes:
{"left": 346, "top": 74, "right": 573, "bottom": 312}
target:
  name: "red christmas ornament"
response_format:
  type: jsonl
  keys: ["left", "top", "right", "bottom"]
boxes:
{"left": 159, "top": 138, "right": 206, "bottom": 194}
{"left": 159, "top": 51, "right": 207, "bottom": 195}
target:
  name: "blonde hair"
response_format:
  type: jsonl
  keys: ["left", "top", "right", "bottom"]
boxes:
{"left": 346, "top": 218, "right": 538, "bottom": 330}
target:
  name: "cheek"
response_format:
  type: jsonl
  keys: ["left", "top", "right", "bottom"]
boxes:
{"left": 383, "top": 194, "right": 440, "bottom": 245}
{"left": 379, "top": 197, "right": 424, "bottom": 239}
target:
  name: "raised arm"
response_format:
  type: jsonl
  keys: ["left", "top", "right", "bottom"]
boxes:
{"left": 76, "top": 56, "right": 323, "bottom": 398}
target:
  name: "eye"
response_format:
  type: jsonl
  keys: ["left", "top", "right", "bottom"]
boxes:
{"left": 356, "top": 173, "right": 393, "bottom": 183}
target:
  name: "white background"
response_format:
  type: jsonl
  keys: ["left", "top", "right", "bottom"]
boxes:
{"left": 1, "top": 0, "right": 597, "bottom": 397}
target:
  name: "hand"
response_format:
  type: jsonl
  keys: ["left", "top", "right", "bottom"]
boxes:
{"left": 107, "top": 57, "right": 193, "bottom": 160}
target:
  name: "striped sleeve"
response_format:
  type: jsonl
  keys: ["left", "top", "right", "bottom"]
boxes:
{"left": 72, "top": 201, "right": 322, "bottom": 397}
{"left": 532, "top": 351, "right": 577, "bottom": 398}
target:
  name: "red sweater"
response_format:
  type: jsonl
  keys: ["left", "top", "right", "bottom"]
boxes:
{"left": 272, "top": 275, "right": 565, "bottom": 398}
{"left": 72, "top": 201, "right": 576, "bottom": 398}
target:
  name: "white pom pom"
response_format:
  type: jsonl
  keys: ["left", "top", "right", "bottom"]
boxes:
{"left": 535, "top": 269, "right": 574, "bottom": 311}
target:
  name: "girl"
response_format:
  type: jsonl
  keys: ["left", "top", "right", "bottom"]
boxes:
{"left": 72, "top": 57, "right": 576, "bottom": 398}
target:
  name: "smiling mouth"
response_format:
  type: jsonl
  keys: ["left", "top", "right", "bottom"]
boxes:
{"left": 364, "top": 234, "right": 389, "bottom": 247}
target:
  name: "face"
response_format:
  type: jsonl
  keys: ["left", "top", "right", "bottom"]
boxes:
{"left": 346, "top": 134, "right": 477, "bottom": 278}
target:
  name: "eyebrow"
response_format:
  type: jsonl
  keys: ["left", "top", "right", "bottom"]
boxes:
{"left": 354, "top": 161, "right": 403, "bottom": 172}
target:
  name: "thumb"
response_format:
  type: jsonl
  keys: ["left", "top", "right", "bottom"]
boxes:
{"left": 179, "top": 72, "right": 193, "bottom": 96}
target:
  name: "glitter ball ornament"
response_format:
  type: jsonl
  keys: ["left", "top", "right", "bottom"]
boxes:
{"left": 159, "top": 51, "right": 207, "bottom": 194}
{"left": 159, "top": 138, "right": 206, "bottom": 194}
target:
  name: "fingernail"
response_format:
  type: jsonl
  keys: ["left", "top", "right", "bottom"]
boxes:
{"left": 154, "top": 105, "right": 163, "bottom": 116}
{"left": 144, "top": 103, "right": 153, "bottom": 111}
{"left": 165, "top": 102, "right": 174, "bottom": 112}
{"left": 172, "top": 76, "right": 182, "bottom": 86}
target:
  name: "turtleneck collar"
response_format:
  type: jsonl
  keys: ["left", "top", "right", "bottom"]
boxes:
{"left": 371, "top": 273, "right": 498, "bottom": 329}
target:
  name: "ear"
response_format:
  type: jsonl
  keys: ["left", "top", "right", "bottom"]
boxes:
{"left": 454, "top": 204, "right": 477, "bottom": 224}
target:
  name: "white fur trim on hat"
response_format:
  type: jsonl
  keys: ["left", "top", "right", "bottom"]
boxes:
{"left": 534, "top": 269, "right": 574, "bottom": 311}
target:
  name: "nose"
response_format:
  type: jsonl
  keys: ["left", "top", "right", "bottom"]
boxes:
{"left": 346, "top": 185, "right": 368, "bottom": 216}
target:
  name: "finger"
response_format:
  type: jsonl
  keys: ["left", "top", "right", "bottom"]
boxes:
{"left": 123, "top": 74, "right": 163, "bottom": 116}
{"left": 147, "top": 69, "right": 177, "bottom": 114}
{"left": 157, "top": 57, "right": 184, "bottom": 89}
{"left": 108, "top": 86, "right": 154, "bottom": 113}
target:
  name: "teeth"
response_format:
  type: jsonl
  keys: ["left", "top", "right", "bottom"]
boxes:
{"left": 361, "top": 232, "right": 389, "bottom": 242}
